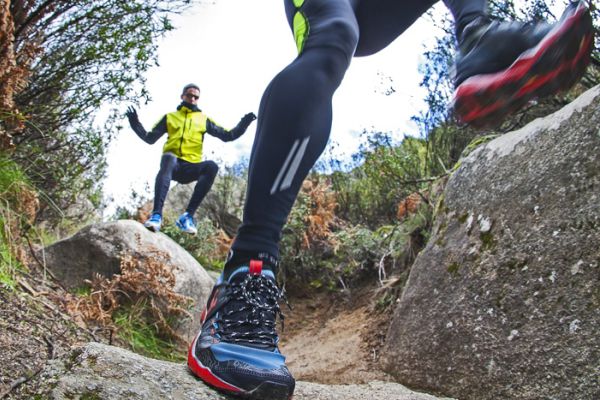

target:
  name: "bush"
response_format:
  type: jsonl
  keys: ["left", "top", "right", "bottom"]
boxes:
{"left": 280, "top": 173, "right": 433, "bottom": 293}
{"left": 0, "top": 153, "right": 38, "bottom": 288}
{"left": 161, "top": 217, "right": 228, "bottom": 272}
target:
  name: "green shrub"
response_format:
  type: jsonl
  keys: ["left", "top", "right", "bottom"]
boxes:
{"left": 0, "top": 153, "right": 38, "bottom": 289}
{"left": 161, "top": 217, "right": 225, "bottom": 272}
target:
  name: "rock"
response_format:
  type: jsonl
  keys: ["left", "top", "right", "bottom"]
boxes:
{"left": 383, "top": 86, "right": 600, "bottom": 400}
{"left": 41, "top": 220, "right": 214, "bottom": 341}
{"left": 39, "top": 342, "right": 454, "bottom": 400}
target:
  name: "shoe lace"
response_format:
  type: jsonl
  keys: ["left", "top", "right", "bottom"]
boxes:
{"left": 216, "top": 274, "right": 287, "bottom": 347}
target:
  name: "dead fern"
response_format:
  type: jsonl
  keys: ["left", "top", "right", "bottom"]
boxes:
{"left": 0, "top": 0, "right": 45, "bottom": 150}
{"left": 66, "top": 250, "right": 193, "bottom": 345}
{"left": 302, "top": 178, "right": 338, "bottom": 248}
{"left": 396, "top": 192, "right": 423, "bottom": 220}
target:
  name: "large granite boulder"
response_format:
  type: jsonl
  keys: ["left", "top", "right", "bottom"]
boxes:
{"left": 36, "top": 342, "right": 453, "bottom": 400}
{"left": 41, "top": 220, "right": 214, "bottom": 341}
{"left": 383, "top": 85, "right": 600, "bottom": 400}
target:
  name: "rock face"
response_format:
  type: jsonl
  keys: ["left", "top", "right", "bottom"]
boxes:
{"left": 383, "top": 86, "right": 600, "bottom": 400}
{"left": 41, "top": 220, "right": 214, "bottom": 341}
{"left": 40, "top": 342, "right": 453, "bottom": 400}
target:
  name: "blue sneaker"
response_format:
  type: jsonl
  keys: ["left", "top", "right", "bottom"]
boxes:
{"left": 176, "top": 212, "right": 197, "bottom": 235}
{"left": 188, "top": 260, "right": 295, "bottom": 399}
{"left": 143, "top": 213, "right": 162, "bottom": 232}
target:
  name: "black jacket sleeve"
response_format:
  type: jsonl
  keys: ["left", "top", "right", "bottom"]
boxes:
{"left": 205, "top": 116, "right": 252, "bottom": 142}
{"left": 131, "top": 115, "right": 167, "bottom": 144}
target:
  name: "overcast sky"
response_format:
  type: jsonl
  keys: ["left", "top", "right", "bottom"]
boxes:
{"left": 104, "top": 0, "right": 445, "bottom": 212}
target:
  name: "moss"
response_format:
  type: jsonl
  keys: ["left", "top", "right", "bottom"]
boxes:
{"left": 458, "top": 212, "right": 469, "bottom": 224}
{"left": 72, "top": 286, "right": 91, "bottom": 296}
{"left": 64, "top": 347, "right": 84, "bottom": 372}
{"left": 447, "top": 262, "right": 460, "bottom": 275}
{"left": 506, "top": 258, "right": 527, "bottom": 271}
{"left": 433, "top": 195, "right": 446, "bottom": 220}
{"left": 435, "top": 220, "right": 448, "bottom": 247}
{"left": 80, "top": 392, "right": 102, "bottom": 400}
{"left": 436, "top": 220, "right": 447, "bottom": 235}
{"left": 480, "top": 231, "right": 496, "bottom": 251}
{"left": 86, "top": 353, "right": 98, "bottom": 367}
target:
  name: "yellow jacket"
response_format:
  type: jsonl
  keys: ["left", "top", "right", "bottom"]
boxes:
{"left": 131, "top": 103, "right": 253, "bottom": 163}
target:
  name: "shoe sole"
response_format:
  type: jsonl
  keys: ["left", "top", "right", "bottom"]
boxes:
{"left": 452, "top": 2, "right": 594, "bottom": 128}
{"left": 187, "top": 336, "right": 294, "bottom": 400}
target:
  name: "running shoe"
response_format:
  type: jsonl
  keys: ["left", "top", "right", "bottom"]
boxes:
{"left": 188, "top": 260, "right": 295, "bottom": 399}
{"left": 143, "top": 213, "right": 162, "bottom": 232}
{"left": 452, "top": 1, "right": 594, "bottom": 128}
{"left": 176, "top": 212, "right": 198, "bottom": 235}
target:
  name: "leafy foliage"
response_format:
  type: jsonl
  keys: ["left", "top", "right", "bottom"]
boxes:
{"left": 0, "top": 152, "right": 38, "bottom": 288}
{"left": 161, "top": 218, "right": 229, "bottom": 272}
{"left": 280, "top": 173, "right": 433, "bottom": 293}
{"left": 327, "top": 132, "right": 431, "bottom": 227}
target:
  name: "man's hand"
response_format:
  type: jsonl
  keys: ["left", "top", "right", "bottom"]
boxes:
{"left": 241, "top": 112, "right": 257, "bottom": 126}
{"left": 125, "top": 106, "right": 139, "bottom": 126}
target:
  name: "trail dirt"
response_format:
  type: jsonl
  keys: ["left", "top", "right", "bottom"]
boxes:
{"left": 280, "top": 289, "right": 394, "bottom": 384}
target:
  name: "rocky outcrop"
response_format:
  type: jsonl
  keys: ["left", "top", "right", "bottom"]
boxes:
{"left": 383, "top": 86, "right": 600, "bottom": 400}
{"left": 38, "top": 342, "right": 453, "bottom": 400}
{"left": 40, "top": 220, "right": 214, "bottom": 341}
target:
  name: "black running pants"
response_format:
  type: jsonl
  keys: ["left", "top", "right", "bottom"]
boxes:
{"left": 152, "top": 153, "right": 219, "bottom": 217}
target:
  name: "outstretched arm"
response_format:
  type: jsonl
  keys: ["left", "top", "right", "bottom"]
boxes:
{"left": 206, "top": 112, "right": 256, "bottom": 142}
{"left": 125, "top": 106, "right": 167, "bottom": 144}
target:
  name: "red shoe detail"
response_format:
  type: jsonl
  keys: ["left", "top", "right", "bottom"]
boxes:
{"left": 249, "top": 259, "right": 263, "bottom": 275}
{"left": 187, "top": 337, "right": 242, "bottom": 393}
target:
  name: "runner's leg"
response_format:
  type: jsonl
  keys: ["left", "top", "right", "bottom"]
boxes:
{"left": 173, "top": 160, "right": 219, "bottom": 216}
{"left": 151, "top": 153, "right": 178, "bottom": 215}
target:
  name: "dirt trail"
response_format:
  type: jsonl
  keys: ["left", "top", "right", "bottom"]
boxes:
{"left": 280, "top": 290, "right": 394, "bottom": 384}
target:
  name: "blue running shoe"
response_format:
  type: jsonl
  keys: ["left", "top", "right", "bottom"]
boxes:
{"left": 143, "top": 213, "right": 162, "bottom": 232}
{"left": 188, "top": 260, "right": 295, "bottom": 399}
{"left": 176, "top": 212, "right": 197, "bottom": 235}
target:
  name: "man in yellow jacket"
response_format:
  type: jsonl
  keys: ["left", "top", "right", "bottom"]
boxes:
{"left": 126, "top": 83, "right": 256, "bottom": 234}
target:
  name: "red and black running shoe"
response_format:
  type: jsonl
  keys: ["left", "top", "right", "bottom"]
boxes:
{"left": 452, "top": 1, "right": 594, "bottom": 128}
{"left": 187, "top": 260, "right": 295, "bottom": 399}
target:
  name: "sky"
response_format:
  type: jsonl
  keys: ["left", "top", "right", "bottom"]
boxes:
{"left": 104, "top": 0, "right": 445, "bottom": 212}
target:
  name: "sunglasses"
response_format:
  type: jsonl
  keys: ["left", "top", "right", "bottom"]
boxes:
{"left": 185, "top": 93, "right": 199, "bottom": 100}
